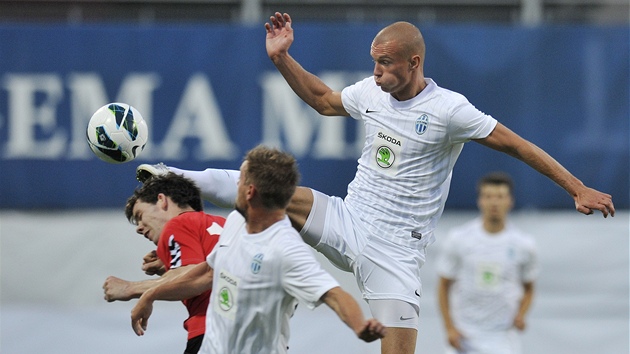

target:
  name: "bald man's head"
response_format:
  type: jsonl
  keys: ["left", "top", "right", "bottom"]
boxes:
{"left": 373, "top": 21, "right": 425, "bottom": 62}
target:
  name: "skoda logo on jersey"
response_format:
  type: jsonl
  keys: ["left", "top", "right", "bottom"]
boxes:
{"left": 415, "top": 114, "right": 429, "bottom": 135}
{"left": 375, "top": 146, "right": 395, "bottom": 169}
{"left": 251, "top": 253, "right": 264, "bottom": 274}
{"left": 218, "top": 287, "right": 233, "bottom": 311}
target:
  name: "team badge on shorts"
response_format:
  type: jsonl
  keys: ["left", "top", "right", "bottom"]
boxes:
{"left": 415, "top": 114, "right": 429, "bottom": 135}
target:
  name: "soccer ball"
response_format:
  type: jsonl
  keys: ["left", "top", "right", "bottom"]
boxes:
{"left": 86, "top": 103, "right": 148, "bottom": 164}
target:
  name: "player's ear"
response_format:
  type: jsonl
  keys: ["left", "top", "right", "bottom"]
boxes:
{"left": 157, "top": 193, "right": 168, "bottom": 210}
{"left": 409, "top": 55, "right": 420, "bottom": 71}
{"left": 246, "top": 185, "right": 256, "bottom": 202}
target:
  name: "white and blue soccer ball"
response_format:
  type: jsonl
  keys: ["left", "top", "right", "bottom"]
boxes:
{"left": 86, "top": 103, "right": 148, "bottom": 164}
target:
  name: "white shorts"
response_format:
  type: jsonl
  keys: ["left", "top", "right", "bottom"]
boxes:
{"left": 300, "top": 189, "right": 426, "bottom": 328}
{"left": 445, "top": 329, "right": 522, "bottom": 354}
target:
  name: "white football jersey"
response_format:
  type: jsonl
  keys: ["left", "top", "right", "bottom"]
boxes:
{"left": 200, "top": 211, "right": 340, "bottom": 354}
{"left": 341, "top": 78, "right": 498, "bottom": 249}
{"left": 436, "top": 218, "right": 539, "bottom": 333}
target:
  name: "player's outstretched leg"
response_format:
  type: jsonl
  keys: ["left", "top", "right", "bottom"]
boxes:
{"left": 136, "top": 164, "right": 239, "bottom": 209}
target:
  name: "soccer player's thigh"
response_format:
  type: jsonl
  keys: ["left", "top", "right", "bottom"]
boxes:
{"left": 358, "top": 238, "right": 425, "bottom": 326}
{"left": 292, "top": 188, "right": 361, "bottom": 272}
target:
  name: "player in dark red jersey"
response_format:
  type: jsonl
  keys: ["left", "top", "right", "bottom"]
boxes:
{"left": 103, "top": 173, "right": 225, "bottom": 354}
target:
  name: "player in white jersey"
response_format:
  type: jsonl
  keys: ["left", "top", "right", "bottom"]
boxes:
{"left": 342, "top": 75, "right": 497, "bottom": 250}
{"left": 437, "top": 172, "right": 538, "bottom": 354}
{"left": 130, "top": 145, "right": 386, "bottom": 353}
{"left": 136, "top": 12, "right": 614, "bottom": 354}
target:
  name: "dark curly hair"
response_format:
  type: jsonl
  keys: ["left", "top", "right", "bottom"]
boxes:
{"left": 125, "top": 172, "right": 203, "bottom": 224}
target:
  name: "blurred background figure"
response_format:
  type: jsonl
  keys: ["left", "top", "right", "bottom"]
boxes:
{"left": 437, "top": 172, "right": 538, "bottom": 354}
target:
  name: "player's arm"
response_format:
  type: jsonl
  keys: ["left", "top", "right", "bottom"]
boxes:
{"left": 265, "top": 12, "right": 348, "bottom": 117}
{"left": 103, "top": 265, "right": 192, "bottom": 302}
{"left": 320, "top": 286, "right": 386, "bottom": 342}
{"left": 513, "top": 281, "right": 535, "bottom": 330}
{"left": 475, "top": 123, "right": 614, "bottom": 217}
{"left": 437, "top": 276, "right": 464, "bottom": 350}
{"left": 131, "top": 262, "right": 214, "bottom": 336}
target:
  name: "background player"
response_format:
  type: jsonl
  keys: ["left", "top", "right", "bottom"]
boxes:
{"left": 436, "top": 172, "right": 538, "bottom": 353}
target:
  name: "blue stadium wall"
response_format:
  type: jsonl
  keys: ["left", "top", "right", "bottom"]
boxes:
{"left": 0, "top": 23, "right": 627, "bottom": 209}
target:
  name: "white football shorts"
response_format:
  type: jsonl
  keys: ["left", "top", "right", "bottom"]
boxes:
{"left": 300, "top": 189, "right": 426, "bottom": 328}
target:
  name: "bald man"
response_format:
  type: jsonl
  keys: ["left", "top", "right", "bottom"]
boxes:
{"left": 138, "top": 12, "right": 614, "bottom": 354}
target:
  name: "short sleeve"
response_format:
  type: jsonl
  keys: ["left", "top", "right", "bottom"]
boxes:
{"left": 341, "top": 77, "right": 374, "bottom": 120}
{"left": 520, "top": 237, "right": 539, "bottom": 282}
{"left": 206, "top": 245, "right": 217, "bottom": 269}
{"left": 281, "top": 236, "right": 339, "bottom": 309}
{"left": 435, "top": 233, "right": 462, "bottom": 279}
{"left": 447, "top": 98, "right": 498, "bottom": 144}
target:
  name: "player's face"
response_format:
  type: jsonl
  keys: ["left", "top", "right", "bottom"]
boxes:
{"left": 132, "top": 198, "right": 168, "bottom": 245}
{"left": 371, "top": 41, "right": 413, "bottom": 99}
{"left": 477, "top": 184, "right": 513, "bottom": 222}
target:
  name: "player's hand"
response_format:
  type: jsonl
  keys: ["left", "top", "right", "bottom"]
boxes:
{"left": 513, "top": 316, "right": 526, "bottom": 331}
{"left": 356, "top": 318, "right": 386, "bottom": 342}
{"left": 102, "top": 276, "right": 133, "bottom": 302}
{"left": 574, "top": 186, "right": 615, "bottom": 218}
{"left": 142, "top": 250, "right": 165, "bottom": 276}
{"left": 264, "top": 12, "right": 293, "bottom": 61}
{"left": 446, "top": 326, "right": 465, "bottom": 350}
{"left": 131, "top": 295, "right": 153, "bottom": 336}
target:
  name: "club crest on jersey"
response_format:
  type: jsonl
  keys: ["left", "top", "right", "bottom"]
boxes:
{"left": 251, "top": 253, "right": 264, "bottom": 274}
{"left": 415, "top": 114, "right": 429, "bottom": 135}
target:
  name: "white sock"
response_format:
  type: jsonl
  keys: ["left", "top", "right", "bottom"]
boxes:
{"left": 169, "top": 167, "right": 240, "bottom": 209}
